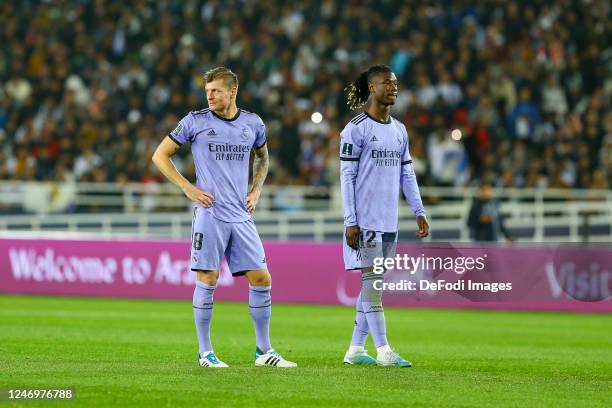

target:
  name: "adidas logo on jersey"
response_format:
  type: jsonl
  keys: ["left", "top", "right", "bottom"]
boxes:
{"left": 208, "top": 129, "right": 218, "bottom": 137}
{"left": 371, "top": 135, "right": 378, "bottom": 142}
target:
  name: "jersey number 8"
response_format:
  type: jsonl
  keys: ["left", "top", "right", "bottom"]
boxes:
{"left": 193, "top": 233, "right": 203, "bottom": 250}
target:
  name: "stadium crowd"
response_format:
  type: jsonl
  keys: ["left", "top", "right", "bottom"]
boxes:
{"left": 0, "top": 0, "right": 610, "bottom": 190}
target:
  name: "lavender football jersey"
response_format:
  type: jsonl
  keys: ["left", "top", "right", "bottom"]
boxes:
{"left": 169, "top": 108, "right": 266, "bottom": 223}
{"left": 340, "top": 112, "right": 425, "bottom": 232}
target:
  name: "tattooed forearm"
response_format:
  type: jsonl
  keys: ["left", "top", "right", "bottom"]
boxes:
{"left": 252, "top": 144, "right": 269, "bottom": 192}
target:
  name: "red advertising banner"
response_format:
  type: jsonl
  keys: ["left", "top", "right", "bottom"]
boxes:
{"left": 0, "top": 238, "right": 610, "bottom": 312}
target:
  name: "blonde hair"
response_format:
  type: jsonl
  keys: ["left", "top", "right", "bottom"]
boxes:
{"left": 204, "top": 67, "right": 239, "bottom": 89}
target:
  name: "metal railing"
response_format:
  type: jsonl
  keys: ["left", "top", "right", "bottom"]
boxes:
{"left": 1, "top": 181, "right": 610, "bottom": 212}
{"left": 0, "top": 182, "right": 610, "bottom": 243}
{"left": 0, "top": 181, "right": 332, "bottom": 213}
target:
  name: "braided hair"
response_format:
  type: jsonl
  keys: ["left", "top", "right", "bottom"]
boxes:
{"left": 345, "top": 64, "right": 392, "bottom": 110}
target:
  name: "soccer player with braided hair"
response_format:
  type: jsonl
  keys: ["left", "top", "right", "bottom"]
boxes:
{"left": 340, "top": 65, "right": 429, "bottom": 367}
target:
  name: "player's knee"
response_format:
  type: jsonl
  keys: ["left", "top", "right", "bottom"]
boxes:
{"left": 361, "top": 271, "right": 383, "bottom": 301}
{"left": 262, "top": 275, "right": 272, "bottom": 286}
{"left": 252, "top": 275, "right": 271, "bottom": 286}
{"left": 248, "top": 270, "right": 271, "bottom": 286}
{"left": 196, "top": 271, "right": 218, "bottom": 286}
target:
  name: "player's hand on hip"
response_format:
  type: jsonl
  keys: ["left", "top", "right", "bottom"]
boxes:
{"left": 345, "top": 225, "right": 360, "bottom": 250}
{"left": 182, "top": 184, "right": 214, "bottom": 207}
{"left": 415, "top": 215, "right": 429, "bottom": 238}
{"left": 246, "top": 189, "right": 261, "bottom": 214}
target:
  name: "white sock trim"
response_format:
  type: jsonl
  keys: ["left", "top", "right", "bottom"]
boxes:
{"left": 376, "top": 344, "right": 392, "bottom": 355}
{"left": 348, "top": 345, "right": 365, "bottom": 354}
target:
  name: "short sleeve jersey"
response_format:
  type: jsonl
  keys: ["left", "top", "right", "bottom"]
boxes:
{"left": 339, "top": 112, "right": 412, "bottom": 232}
{"left": 169, "top": 108, "right": 266, "bottom": 223}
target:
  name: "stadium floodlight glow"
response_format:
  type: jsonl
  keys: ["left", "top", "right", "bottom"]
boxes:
{"left": 451, "top": 129, "right": 462, "bottom": 141}
{"left": 311, "top": 112, "right": 323, "bottom": 124}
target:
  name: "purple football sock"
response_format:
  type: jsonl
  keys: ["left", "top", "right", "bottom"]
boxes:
{"left": 350, "top": 290, "right": 369, "bottom": 346}
{"left": 249, "top": 284, "right": 272, "bottom": 352}
{"left": 193, "top": 280, "right": 215, "bottom": 354}
{"left": 361, "top": 272, "right": 388, "bottom": 348}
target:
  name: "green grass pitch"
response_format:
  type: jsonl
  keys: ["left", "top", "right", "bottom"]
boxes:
{"left": 1, "top": 295, "right": 611, "bottom": 407}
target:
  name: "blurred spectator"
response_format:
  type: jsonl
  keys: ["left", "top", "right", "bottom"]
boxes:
{"left": 508, "top": 88, "right": 541, "bottom": 141}
{"left": 541, "top": 75, "right": 568, "bottom": 118}
{"left": 428, "top": 117, "right": 468, "bottom": 187}
{"left": 73, "top": 147, "right": 102, "bottom": 180}
{"left": 0, "top": 0, "right": 609, "bottom": 193}
{"left": 467, "top": 184, "right": 513, "bottom": 242}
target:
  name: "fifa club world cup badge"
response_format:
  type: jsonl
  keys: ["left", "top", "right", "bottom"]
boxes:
{"left": 241, "top": 128, "right": 249, "bottom": 142}
{"left": 171, "top": 122, "right": 183, "bottom": 137}
{"left": 342, "top": 143, "right": 353, "bottom": 155}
